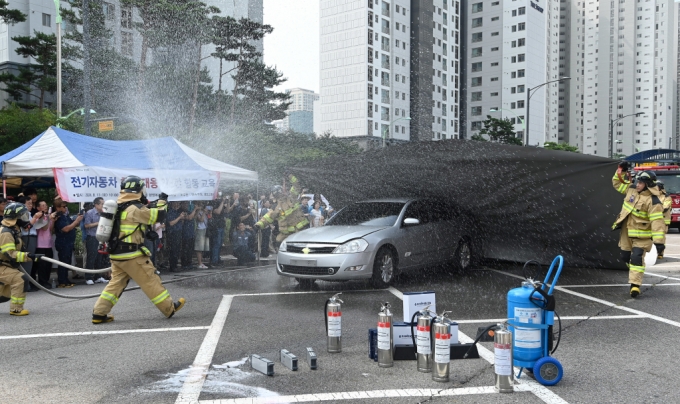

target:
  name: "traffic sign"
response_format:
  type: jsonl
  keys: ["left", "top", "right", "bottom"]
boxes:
{"left": 99, "top": 120, "right": 114, "bottom": 132}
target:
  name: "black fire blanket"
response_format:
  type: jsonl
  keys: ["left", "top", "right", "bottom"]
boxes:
{"left": 289, "top": 140, "right": 626, "bottom": 269}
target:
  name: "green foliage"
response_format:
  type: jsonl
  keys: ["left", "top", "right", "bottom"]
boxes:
{"left": 543, "top": 142, "right": 580, "bottom": 153}
{"left": 0, "top": 105, "right": 57, "bottom": 155}
{"left": 183, "top": 125, "right": 362, "bottom": 182}
{"left": 0, "top": 0, "right": 26, "bottom": 25}
{"left": 478, "top": 115, "right": 522, "bottom": 145}
{"left": 470, "top": 133, "right": 487, "bottom": 142}
{"left": 0, "top": 31, "right": 57, "bottom": 109}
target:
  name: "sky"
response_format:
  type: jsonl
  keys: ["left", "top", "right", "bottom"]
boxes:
{"left": 263, "top": 0, "right": 319, "bottom": 93}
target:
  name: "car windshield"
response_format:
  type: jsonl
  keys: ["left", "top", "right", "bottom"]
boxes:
{"left": 326, "top": 202, "right": 404, "bottom": 226}
{"left": 657, "top": 173, "right": 680, "bottom": 195}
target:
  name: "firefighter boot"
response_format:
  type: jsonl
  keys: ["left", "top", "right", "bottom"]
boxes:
{"left": 10, "top": 309, "right": 29, "bottom": 316}
{"left": 630, "top": 284, "right": 641, "bottom": 298}
{"left": 92, "top": 313, "right": 115, "bottom": 324}
{"left": 168, "top": 298, "right": 186, "bottom": 318}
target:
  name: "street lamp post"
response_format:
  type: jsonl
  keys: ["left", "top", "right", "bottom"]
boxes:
{"left": 53, "top": 0, "right": 62, "bottom": 118}
{"left": 525, "top": 77, "right": 570, "bottom": 146}
{"left": 610, "top": 112, "right": 645, "bottom": 158}
{"left": 489, "top": 107, "right": 525, "bottom": 130}
{"left": 382, "top": 116, "right": 411, "bottom": 148}
{"left": 56, "top": 108, "right": 97, "bottom": 128}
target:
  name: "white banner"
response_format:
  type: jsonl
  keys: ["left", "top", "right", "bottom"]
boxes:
{"left": 53, "top": 167, "right": 220, "bottom": 203}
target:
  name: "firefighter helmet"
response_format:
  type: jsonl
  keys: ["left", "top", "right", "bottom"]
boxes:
{"left": 121, "top": 176, "right": 146, "bottom": 196}
{"left": 271, "top": 185, "right": 283, "bottom": 196}
{"left": 637, "top": 171, "right": 657, "bottom": 188}
{"left": 3, "top": 202, "right": 30, "bottom": 227}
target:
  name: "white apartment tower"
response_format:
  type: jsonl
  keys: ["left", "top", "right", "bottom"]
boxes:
{"left": 463, "top": 0, "right": 559, "bottom": 146}
{"left": 319, "top": 0, "right": 461, "bottom": 144}
{"left": 565, "top": 0, "right": 676, "bottom": 156}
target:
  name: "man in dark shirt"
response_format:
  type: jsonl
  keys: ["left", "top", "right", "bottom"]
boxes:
{"left": 83, "top": 197, "right": 107, "bottom": 284}
{"left": 54, "top": 200, "right": 83, "bottom": 287}
{"left": 165, "top": 202, "right": 185, "bottom": 272}
{"left": 232, "top": 222, "right": 255, "bottom": 265}
{"left": 180, "top": 201, "right": 196, "bottom": 269}
{"left": 209, "top": 195, "right": 228, "bottom": 266}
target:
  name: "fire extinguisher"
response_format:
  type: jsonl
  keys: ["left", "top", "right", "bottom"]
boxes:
{"left": 410, "top": 305, "right": 434, "bottom": 373}
{"left": 465, "top": 322, "right": 514, "bottom": 393}
{"left": 494, "top": 323, "right": 514, "bottom": 393}
{"left": 95, "top": 200, "right": 117, "bottom": 253}
{"left": 377, "top": 302, "right": 393, "bottom": 368}
{"left": 325, "top": 293, "right": 343, "bottom": 353}
{"left": 431, "top": 311, "right": 453, "bottom": 382}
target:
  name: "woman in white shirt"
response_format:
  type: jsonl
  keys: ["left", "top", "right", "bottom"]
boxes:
{"left": 309, "top": 201, "right": 325, "bottom": 227}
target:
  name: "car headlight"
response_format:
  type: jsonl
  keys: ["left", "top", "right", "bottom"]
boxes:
{"left": 279, "top": 241, "right": 287, "bottom": 252}
{"left": 333, "top": 239, "right": 368, "bottom": 254}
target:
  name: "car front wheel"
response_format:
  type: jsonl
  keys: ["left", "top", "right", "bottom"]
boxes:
{"left": 454, "top": 239, "right": 472, "bottom": 271}
{"left": 371, "top": 247, "right": 396, "bottom": 289}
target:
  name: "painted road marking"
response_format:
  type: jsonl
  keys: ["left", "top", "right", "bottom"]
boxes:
{"left": 386, "top": 287, "right": 569, "bottom": 404}
{"left": 453, "top": 315, "right": 645, "bottom": 324}
{"left": 198, "top": 386, "right": 539, "bottom": 403}
{"left": 561, "top": 283, "right": 680, "bottom": 288}
{"left": 176, "top": 295, "right": 233, "bottom": 404}
{"left": 176, "top": 289, "right": 396, "bottom": 403}
{"left": 645, "top": 272, "right": 680, "bottom": 282}
{"left": 491, "top": 270, "right": 680, "bottom": 329}
{"left": 0, "top": 326, "right": 210, "bottom": 340}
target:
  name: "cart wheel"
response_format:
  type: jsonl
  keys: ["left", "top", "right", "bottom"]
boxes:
{"left": 533, "top": 357, "right": 563, "bottom": 386}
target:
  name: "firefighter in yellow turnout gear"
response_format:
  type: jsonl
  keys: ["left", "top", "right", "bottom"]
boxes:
{"left": 254, "top": 175, "right": 309, "bottom": 243}
{"left": 612, "top": 163, "right": 666, "bottom": 298}
{"left": 0, "top": 203, "right": 42, "bottom": 316}
{"left": 655, "top": 180, "right": 672, "bottom": 259}
{"left": 92, "top": 176, "right": 185, "bottom": 324}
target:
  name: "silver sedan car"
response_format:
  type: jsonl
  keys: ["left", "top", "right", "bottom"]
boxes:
{"left": 276, "top": 198, "right": 479, "bottom": 288}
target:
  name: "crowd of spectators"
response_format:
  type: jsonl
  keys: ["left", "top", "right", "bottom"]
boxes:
{"left": 1, "top": 186, "right": 336, "bottom": 289}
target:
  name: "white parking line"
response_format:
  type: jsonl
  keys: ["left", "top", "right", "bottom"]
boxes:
{"left": 198, "top": 386, "right": 535, "bottom": 403}
{"left": 453, "top": 315, "right": 645, "bottom": 324}
{"left": 491, "top": 270, "right": 680, "bottom": 329}
{"left": 561, "top": 283, "right": 680, "bottom": 288}
{"left": 0, "top": 326, "right": 210, "bottom": 340}
{"left": 645, "top": 272, "right": 680, "bottom": 282}
{"left": 387, "top": 287, "right": 569, "bottom": 404}
{"left": 176, "top": 295, "right": 233, "bottom": 404}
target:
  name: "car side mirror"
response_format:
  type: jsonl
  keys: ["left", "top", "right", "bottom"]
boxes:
{"left": 403, "top": 218, "right": 420, "bottom": 226}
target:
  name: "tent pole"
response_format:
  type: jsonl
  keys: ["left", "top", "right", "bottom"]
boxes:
{"left": 257, "top": 182, "right": 260, "bottom": 265}
{"left": 2, "top": 178, "right": 5, "bottom": 198}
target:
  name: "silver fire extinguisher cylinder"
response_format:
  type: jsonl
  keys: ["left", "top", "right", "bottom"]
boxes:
{"left": 377, "top": 302, "right": 394, "bottom": 368}
{"left": 416, "top": 309, "right": 433, "bottom": 373}
{"left": 326, "top": 293, "right": 343, "bottom": 353}
{"left": 494, "top": 323, "right": 514, "bottom": 393}
{"left": 432, "top": 311, "right": 452, "bottom": 382}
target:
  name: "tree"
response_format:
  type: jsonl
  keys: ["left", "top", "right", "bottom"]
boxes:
{"left": 0, "top": 32, "right": 57, "bottom": 109}
{"left": 0, "top": 1, "right": 26, "bottom": 25}
{"left": 470, "top": 133, "right": 487, "bottom": 142}
{"left": 478, "top": 115, "right": 522, "bottom": 145}
{"left": 0, "top": 105, "right": 58, "bottom": 155}
{"left": 231, "top": 60, "right": 290, "bottom": 125}
{"left": 544, "top": 142, "right": 580, "bottom": 153}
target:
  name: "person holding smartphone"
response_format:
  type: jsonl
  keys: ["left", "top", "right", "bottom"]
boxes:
{"left": 54, "top": 199, "right": 83, "bottom": 288}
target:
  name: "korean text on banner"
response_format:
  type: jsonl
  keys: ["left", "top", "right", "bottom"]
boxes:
{"left": 53, "top": 167, "right": 220, "bottom": 202}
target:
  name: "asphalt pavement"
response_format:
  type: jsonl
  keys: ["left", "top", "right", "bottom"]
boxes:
{"left": 3, "top": 234, "right": 680, "bottom": 403}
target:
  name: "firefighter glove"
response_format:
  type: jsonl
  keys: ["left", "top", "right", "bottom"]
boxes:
{"left": 618, "top": 161, "right": 630, "bottom": 171}
{"left": 28, "top": 253, "right": 44, "bottom": 262}
{"left": 159, "top": 192, "right": 169, "bottom": 201}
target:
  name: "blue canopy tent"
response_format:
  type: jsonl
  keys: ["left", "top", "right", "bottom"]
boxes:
{"left": 0, "top": 126, "right": 258, "bottom": 196}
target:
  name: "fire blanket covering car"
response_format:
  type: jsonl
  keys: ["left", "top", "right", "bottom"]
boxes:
{"left": 289, "top": 140, "right": 626, "bottom": 269}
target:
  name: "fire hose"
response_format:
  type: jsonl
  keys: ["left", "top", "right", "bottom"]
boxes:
{"left": 15, "top": 256, "right": 229, "bottom": 300}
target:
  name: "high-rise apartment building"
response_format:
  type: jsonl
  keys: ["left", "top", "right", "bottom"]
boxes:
{"left": 319, "top": 0, "right": 460, "bottom": 145}
{"left": 563, "top": 0, "right": 676, "bottom": 156}
{"left": 272, "top": 88, "right": 319, "bottom": 134}
{"left": 463, "top": 0, "right": 559, "bottom": 146}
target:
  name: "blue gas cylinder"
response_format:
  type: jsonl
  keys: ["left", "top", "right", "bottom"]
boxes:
{"left": 507, "top": 281, "right": 545, "bottom": 366}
